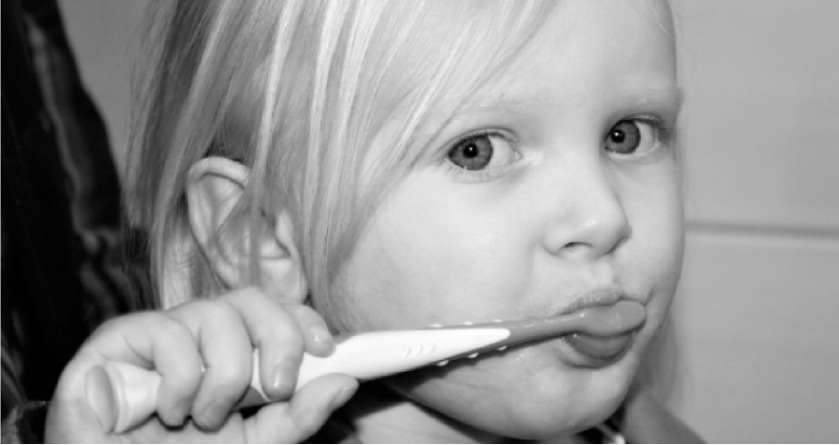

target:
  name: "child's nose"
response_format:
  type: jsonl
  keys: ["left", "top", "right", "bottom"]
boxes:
{"left": 541, "top": 163, "right": 631, "bottom": 262}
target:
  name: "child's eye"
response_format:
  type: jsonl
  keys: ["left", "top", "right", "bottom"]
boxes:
{"left": 447, "top": 132, "right": 518, "bottom": 172}
{"left": 604, "top": 119, "right": 658, "bottom": 155}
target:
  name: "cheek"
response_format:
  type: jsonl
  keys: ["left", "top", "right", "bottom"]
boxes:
{"left": 336, "top": 174, "right": 532, "bottom": 331}
{"left": 646, "top": 177, "right": 683, "bottom": 283}
{"left": 620, "top": 171, "right": 684, "bottom": 316}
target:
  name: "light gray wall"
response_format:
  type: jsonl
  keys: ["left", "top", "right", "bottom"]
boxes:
{"left": 60, "top": 0, "right": 839, "bottom": 442}
{"left": 672, "top": 1, "right": 839, "bottom": 442}
{"left": 57, "top": 0, "right": 149, "bottom": 176}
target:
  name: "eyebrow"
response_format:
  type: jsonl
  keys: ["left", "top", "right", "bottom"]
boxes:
{"left": 419, "top": 84, "right": 685, "bottom": 152}
{"left": 623, "top": 85, "right": 684, "bottom": 111}
{"left": 454, "top": 85, "right": 684, "bottom": 122}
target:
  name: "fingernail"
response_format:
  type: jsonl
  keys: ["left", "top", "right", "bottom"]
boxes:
{"left": 85, "top": 366, "right": 117, "bottom": 432}
{"left": 270, "top": 360, "right": 297, "bottom": 396}
{"left": 196, "top": 399, "right": 222, "bottom": 428}
{"left": 329, "top": 383, "right": 357, "bottom": 411}
{"left": 310, "top": 326, "right": 334, "bottom": 353}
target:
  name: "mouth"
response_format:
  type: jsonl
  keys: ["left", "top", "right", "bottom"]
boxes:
{"left": 549, "top": 288, "right": 647, "bottom": 367}
{"left": 555, "top": 287, "right": 631, "bottom": 315}
{"left": 559, "top": 331, "right": 636, "bottom": 367}
{"left": 438, "top": 288, "right": 647, "bottom": 370}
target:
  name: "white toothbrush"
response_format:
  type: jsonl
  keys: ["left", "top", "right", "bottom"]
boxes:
{"left": 85, "top": 300, "right": 645, "bottom": 433}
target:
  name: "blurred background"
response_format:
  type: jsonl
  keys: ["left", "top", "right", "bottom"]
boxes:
{"left": 49, "top": 0, "right": 839, "bottom": 442}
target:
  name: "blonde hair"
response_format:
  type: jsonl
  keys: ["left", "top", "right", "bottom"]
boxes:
{"left": 127, "top": 0, "right": 554, "bottom": 324}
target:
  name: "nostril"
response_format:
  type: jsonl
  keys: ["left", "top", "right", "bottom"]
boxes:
{"left": 562, "top": 241, "right": 589, "bottom": 253}
{"left": 558, "top": 224, "right": 630, "bottom": 259}
{"left": 542, "top": 192, "right": 632, "bottom": 259}
{"left": 556, "top": 241, "right": 596, "bottom": 260}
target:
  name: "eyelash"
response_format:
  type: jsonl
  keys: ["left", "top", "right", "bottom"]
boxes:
{"left": 442, "top": 129, "right": 521, "bottom": 183}
{"left": 608, "top": 116, "right": 676, "bottom": 161}
{"left": 438, "top": 116, "right": 675, "bottom": 181}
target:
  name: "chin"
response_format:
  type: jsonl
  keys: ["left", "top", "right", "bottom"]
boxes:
{"left": 475, "top": 385, "right": 629, "bottom": 440}
{"left": 395, "top": 346, "right": 641, "bottom": 440}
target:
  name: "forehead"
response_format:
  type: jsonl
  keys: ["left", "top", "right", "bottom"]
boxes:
{"left": 468, "top": 0, "right": 678, "bottom": 115}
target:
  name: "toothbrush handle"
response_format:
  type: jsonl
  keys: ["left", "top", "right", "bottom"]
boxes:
{"left": 85, "top": 350, "right": 290, "bottom": 434}
{"left": 85, "top": 328, "right": 510, "bottom": 433}
{"left": 85, "top": 347, "right": 377, "bottom": 434}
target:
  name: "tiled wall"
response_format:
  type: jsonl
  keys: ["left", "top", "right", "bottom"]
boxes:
{"left": 672, "top": 1, "right": 839, "bottom": 442}
{"left": 61, "top": 0, "right": 839, "bottom": 442}
{"left": 673, "top": 232, "right": 839, "bottom": 442}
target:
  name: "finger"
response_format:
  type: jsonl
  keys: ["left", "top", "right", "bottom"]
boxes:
{"left": 221, "top": 288, "right": 307, "bottom": 401}
{"left": 287, "top": 304, "right": 335, "bottom": 357}
{"left": 45, "top": 380, "right": 120, "bottom": 443}
{"left": 82, "top": 312, "right": 204, "bottom": 426}
{"left": 242, "top": 374, "right": 359, "bottom": 443}
{"left": 168, "top": 300, "right": 253, "bottom": 430}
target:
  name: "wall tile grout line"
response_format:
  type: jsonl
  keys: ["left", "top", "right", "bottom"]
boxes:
{"left": 686, "top": 220, "right": 839, "bottom": 242}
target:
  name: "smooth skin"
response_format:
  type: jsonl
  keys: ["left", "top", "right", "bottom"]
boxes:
{"left": 335, "top": 0, "right": 683, "bottom": 441}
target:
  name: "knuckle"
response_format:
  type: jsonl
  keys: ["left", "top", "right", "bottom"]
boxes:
{"left": 202, "top": 299, "right": 241, "bottom": 323}
{"left": 92, "top": 311, "right": 154, "bottom": 338}
{"left": 268, "top": 313, "right": 303, "bottom": 338}
{"left": 211, "top": 359, "right": 250, "bottom": 384}
{"left": 205, "top": 378, "right": 248, "bottom": 405}
{"left": 252, "top": 310, "right": 305, "bottom": 348}
{"left": 288, "top": 305, "right": 317, "bottom": 324}
{"left": 276, "top": 341, "right": 305, "bottom": 363}
{"left": 265, "top": 330, "right": 305, "bottom": 362}
{"left": 154, "top": 313, "right": 190, "bottom": 340}
{"left": 226, "top": 285, "right": 264, "bottom": 303}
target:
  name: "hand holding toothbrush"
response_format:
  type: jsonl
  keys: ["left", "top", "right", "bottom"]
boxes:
{"left": 46, "top": 282, "right": 646, "bottom": 442}
{"left": 44, "top": 287, "right": 359, "bottom": 443}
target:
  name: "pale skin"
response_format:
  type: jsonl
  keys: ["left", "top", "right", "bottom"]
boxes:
{"left": 46, "top": 0, "right": 683, "bottom": 442}
{"left": 338, "top": 0, "right": 682, "bottom": 441}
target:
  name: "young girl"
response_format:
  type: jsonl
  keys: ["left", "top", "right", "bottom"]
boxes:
{"left": 46, "top": 0, "right": 699, "bottom": 442}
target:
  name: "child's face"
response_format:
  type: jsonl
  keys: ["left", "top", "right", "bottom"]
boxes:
{"left": 335, "top": 0, "right": 681, "bottom": 439}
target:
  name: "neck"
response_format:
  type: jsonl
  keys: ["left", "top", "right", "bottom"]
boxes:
{"left": 340, "top": 382, "right": 505, "bottom": 444}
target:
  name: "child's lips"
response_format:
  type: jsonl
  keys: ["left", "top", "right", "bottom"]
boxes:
{"left": 563, "top": 332, "right": 634, "bottom": 362}
{"left": 466, "top": 298, "right": 647, "bottom": 369}
{"left": 555, "top": 299, "right": 646, "bottom": 336}
{"left": 526, "top": 293, "right": 647, "bottom": 368}
{"left": 401, "top": 291, "right": 647, "bottom": 376}
{"left": 551, "top": 298, "right": 646, "bottom": 367}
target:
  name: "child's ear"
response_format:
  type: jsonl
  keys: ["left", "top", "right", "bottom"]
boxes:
{"left": 185, "top": 157, "right": 308, "bottom": 303}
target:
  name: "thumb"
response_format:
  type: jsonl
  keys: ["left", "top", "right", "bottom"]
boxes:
{"left": 242, "top": 374, "right": 358, "bottom": 443}
{"left": 45, "top": 372, "right": 113, "bottom": 443}
{"left": 45, "top": 348, "right": 114, "bottom": 443}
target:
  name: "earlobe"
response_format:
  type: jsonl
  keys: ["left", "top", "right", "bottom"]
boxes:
{"left": 185, "top": 157, "right": 308, "bottom": 303}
